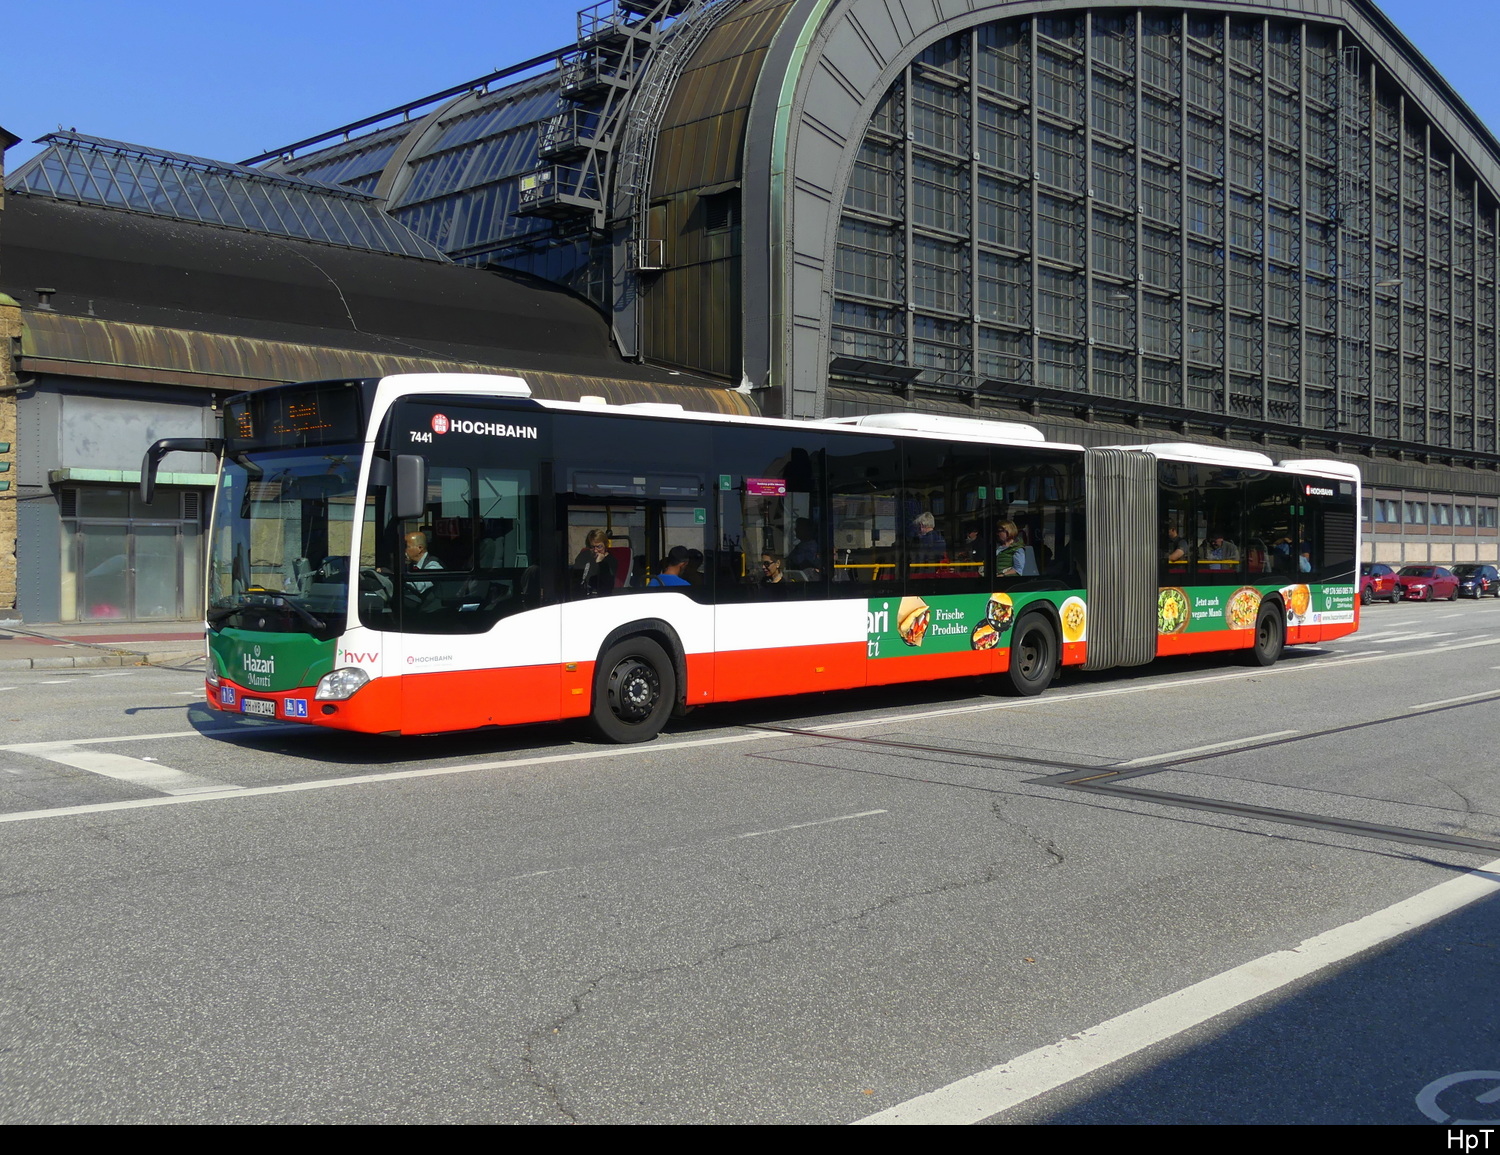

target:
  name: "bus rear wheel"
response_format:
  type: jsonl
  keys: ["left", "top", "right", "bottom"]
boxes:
{"left": 589, "top": 636, "right": 676, "bottom": 743}
{"left": 1248, "top": 604, "right": 1285, "bottom": 666}
{"left": 1001, "top": 614, "right": 1058, "bottom": 696}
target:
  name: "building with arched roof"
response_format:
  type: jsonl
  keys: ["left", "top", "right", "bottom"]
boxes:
{"left": 253, "top": 1, "right": 1500, "bottom": 569}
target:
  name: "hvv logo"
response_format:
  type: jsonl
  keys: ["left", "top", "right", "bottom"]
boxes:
{"left": 339, "top": 649, "right": 379, "bottom": 664}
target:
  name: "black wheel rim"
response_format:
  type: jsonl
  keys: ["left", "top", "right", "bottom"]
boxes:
{"left": 1017, "top": 631, "right": 1047, "bottom": 679}
{"left": 607, "top": 658, "right": 660, "bottom": 723}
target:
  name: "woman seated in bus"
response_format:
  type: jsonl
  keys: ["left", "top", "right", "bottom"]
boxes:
{"left": 573, "top": 529, "right": 616, "bottom": 596}
{"left": 760, "top": 551, "right": 795, "bottom": 584}
{"left": 994, "top": 520, "right": 1031, "bottom": 577}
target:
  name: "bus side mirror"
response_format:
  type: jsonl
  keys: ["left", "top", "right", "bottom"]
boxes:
{"left": 394, "top": 454, "right": 427, "bottom": 521}
{"left": 140, "top": 437, "right": 224, "bottom": 504}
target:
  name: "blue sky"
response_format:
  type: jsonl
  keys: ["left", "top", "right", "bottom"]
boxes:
{"left": 3, "top": 1, "right": 1496, "bottom": 170}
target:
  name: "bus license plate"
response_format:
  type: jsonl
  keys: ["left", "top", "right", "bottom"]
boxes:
{"left": 241, "top": 698, "right": 276, "bottom": 717}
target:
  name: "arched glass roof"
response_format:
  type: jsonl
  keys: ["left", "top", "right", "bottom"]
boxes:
{"left": 8, "top": 132, "right": 449, "bottom": 261}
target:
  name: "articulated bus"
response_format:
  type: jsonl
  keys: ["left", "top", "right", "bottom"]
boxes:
{"left": 141, "top": 373, "right": 1359, "bottom": 742}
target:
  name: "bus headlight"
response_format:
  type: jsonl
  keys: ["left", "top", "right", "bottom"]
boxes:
{"left": 316, "top": 667, "right": 370, "bottom": 700}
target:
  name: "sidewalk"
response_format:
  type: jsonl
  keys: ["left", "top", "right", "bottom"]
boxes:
{"left": 0, "top": 619, "right": 205, "bottom": 671}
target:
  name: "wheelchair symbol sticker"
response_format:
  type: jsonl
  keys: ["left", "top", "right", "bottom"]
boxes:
{"left": 1417, "top": 1071, "right": 1500, "bottom": 1124}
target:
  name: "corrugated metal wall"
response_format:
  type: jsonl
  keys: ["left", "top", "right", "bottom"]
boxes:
{"left": 641, "top": 0, "right": 794, "bottom": 378}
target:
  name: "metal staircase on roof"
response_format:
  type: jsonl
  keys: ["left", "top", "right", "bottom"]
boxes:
{"left": 515, "top": 0, "right": 709, "bottom": 228}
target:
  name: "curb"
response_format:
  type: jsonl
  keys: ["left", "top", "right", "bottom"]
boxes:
{"left": 0, "top": 650, "right": 204, "bottom": 671}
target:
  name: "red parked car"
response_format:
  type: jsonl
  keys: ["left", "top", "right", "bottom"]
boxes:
{"left": 1396, "top": 565, "right": 1460, "bottom": 601}
{"left": 1360, "top": 562, "right": 1400, "bottom": 604}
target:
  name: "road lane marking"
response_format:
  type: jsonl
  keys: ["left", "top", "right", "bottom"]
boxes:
{"left": 854, "top": 856, "right": 1500, "bottom": 1125}
{"left": 6, "top": 741, "right": 239, "bottom": 796}
{"left": 1116, "top": 731, "right": 1300, "bottom": 767}
{"left": 735, "top": 809, "right": 887, "bottom": 838}
{"left": 492, "top": 810, "right": 892, "bottom": 885}
{"left": 0, "top": 725, "right": 294, "bottom": 751}
{"left": 1406, "top": 690, "right": 1500, "bottom": 710}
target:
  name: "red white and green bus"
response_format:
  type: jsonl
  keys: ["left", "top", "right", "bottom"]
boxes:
{"left": 142, "top": 373, "right": 1360, "bottom": 742}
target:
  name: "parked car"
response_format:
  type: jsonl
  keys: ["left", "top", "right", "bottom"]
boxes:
{"left": 1359, "top": 562, "right": 1401, "bottom": 604}
{"left": 1396, "top": 565, "right": 1460, "bottom": 601}
{"left": 1451, "top": 563, "right": 1500, "bottom": 598}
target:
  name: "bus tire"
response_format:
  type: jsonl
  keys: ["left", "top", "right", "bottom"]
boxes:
{"left": 1001, "top": 614, "right": 1058, "bottom": 696}
{"left": 1248, "top": 603, "right": 1285, "bottom": 667}
{"left": 589, "top": 636, "right": 676, "bottom": 743}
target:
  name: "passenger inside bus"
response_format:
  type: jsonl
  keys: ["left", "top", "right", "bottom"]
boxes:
{"left": 1164, "top": 521, "right": 1190, "bottom": 567}
{"left": 786, "top": 518, "right": 821, "bottom": 577}
{"left": 573, "top": 529, "right": 617, "bottom": 596}
{"left": 1201, "top": 531, "right": 1240, "bottom": 569}
{"left": 402, "top": 530, "right": 444, "bottom": 613}
{"left": 647, "top": 553, "right": 691, "bottom": 587}
{"left": 761, "top": 552, "right": 793, "bottom": 584}
{"left": 994, "top": 521, "right": 1031, "bottom": 577}
{"left": 908, "top": 511, "right": 947, "bottom": 567}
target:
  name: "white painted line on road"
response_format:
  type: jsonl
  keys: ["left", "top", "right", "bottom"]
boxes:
{"left": 0, "top": 725, "right": 293, "bottom": 752}
{"left": 36, "top": 680, "right": 68, "bottom": 685}
{"left": 736, "top": 809, "right": 887, "bottom": 839}
{"left": 7, "top": 741, "right": 240, "bottom": 796}
{"left": 1406, "top": 690, "right": 1500, "bottom": 710}
{"left": 1345, "top": 631, "right": 1454, "bottom": 644}
{"left": 1116, "top": 731, "right": 1300, "bottom": 767}
{"left": 87, "top": 671, "right": 134, "bottom": 678}
{"left": 494, "top": 809, "right": 892, "bottom": 885}
{"left": 854, "top": 855, "right": 1500, "bottom": 1125}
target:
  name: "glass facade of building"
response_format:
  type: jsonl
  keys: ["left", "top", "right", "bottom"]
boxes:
{"left": 830, "top": 8, "right": 1500, "bottom": 458}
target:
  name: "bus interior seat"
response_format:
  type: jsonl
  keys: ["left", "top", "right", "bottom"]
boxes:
{"left": 607, "top": 545, "right": 633, "bottom": 587}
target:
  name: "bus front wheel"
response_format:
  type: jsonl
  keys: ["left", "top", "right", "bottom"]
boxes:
{"left": 589, "top": 636, "right": 677, "bottom": 743}
{"left": 1001, "top": 615, "right": 1058, "bottom": 697}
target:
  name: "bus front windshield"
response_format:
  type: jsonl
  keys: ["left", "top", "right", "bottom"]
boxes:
{"left": 208, "top": 446, "right": 374, "bottom": 637}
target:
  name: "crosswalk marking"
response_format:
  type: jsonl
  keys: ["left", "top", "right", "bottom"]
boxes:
{"left": 5, "top": 740, "right": 239, "bottom": 796}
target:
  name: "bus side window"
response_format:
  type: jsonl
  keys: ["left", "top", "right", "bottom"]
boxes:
{"left": 826, "top": 435, "right": 901, "bottom": 597}
{"left": 1159, "top": 461, "right": 1195, "bottom": 583}
{"left": 712, "top": 427, "right": 827, "bottom": 601}
{"left": 1244, "top": 473, "right": 1294, "bottom": 576}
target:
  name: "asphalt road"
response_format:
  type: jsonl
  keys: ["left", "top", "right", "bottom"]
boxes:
{"left": 2, "top": 598, "right": 1499, "bottom": 1124}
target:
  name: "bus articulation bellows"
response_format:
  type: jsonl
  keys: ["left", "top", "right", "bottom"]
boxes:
{"left": 142, "top": 373, "right": 1360, "bottom": 742}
